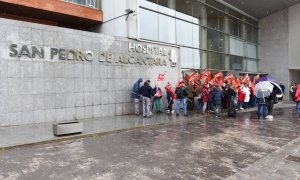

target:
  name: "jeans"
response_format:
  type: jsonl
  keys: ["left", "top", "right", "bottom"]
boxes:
{"left": 257, "top": 104, "right": 268, "bottom": 118}
{"left": 133, "top": 98, "right": 140, "bottom": 115}
{"left": 243, "top": 101, "right": 249, "bottom": 109}
{"left": 196, "top": 99, "right": 203, "bottom": 113}
{"left": 176, "top": 98, "right": 187, "bottom": 115}
{"left": 142, "top": 96, "right": 151, "bottom": 117}
{"left": 251, "top": 96, "right": 257, "bottom": 107}
{"left": 154, "top": 98, "right": 161, "bottom": 112}
{"left": 202, "top": 102, "right": 207, "bottom": 113}
{"left": 296, "top": 101, "right": 300, "bottom": 118}
{"left": 213, "top": 104, "right": 221, "bottom": 117}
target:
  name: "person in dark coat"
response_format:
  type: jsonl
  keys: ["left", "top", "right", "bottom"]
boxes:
{"left": 139, "top": 80, "right": 156, "bottom": 117}
{"left": 175, "top": 79, "right": 188, "bottom": 116}
{"left": 132, "top": 78, "right": 142, "bottom": 115}
{"left": 211, "top": 85, "right": 223, "bottom": 117}
{"left": 166, "top": 91, "right": 174, "bottom": 113}
{"left": 266, "top": 90, "right": 276, "bottom": 119}
{"left": 257, "top": 97, "right": 268, "bottom": 120}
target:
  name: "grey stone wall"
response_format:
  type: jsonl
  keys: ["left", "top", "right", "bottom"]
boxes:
{"left": 0, "top": 18, "right": 180, "bottom": 127}
{"left": 258, "top": 9, "right": 290, "bottom": 96}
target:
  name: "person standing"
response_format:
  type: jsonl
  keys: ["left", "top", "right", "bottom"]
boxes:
{"left": 238, "top": 86, "right": 245, "bottom": 110}
{"left": 295, "top": 84, "right": 300, "bottom": 121}
{"left": 166, "top": 90, "right": 174, "bottom": 114}
{"left": 195, "top": 84, "right": 203, "bottom": 113}
{"left": 290, "top": 83, "right": 297, "bottom": 101}
{"left": 139, "top": 80, "right": 156, "bottom": 118}
{"left": 279, "top": 81, "right": 285, "bottom": 100}
{"left": 257, "top": 97, "right": 268, "bottom": 120}
{"left": 243, "top": 84, "right": 250, "bottom": 109}
{"left": 201, "top": 84, "right": 210, "bottom": 115}
{"left": 154, "top": 87, "right": 163, "bottom": 113}
{"left": 187, "top": 82, "right": 196, "bottom": 111}
{"left": 211, "top": 85, "right": 223, "bottom": 117}
{"left": 175, "top": 79, "right": 188, "bottom": 116}
{"left": 266, "top": 89, "right": 276, "bottom": 120}
{"left": 132, "top": 78, "right": 143, "bottom": 115}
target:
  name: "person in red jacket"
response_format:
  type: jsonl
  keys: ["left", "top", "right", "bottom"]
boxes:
{"left": 295, "top": 84, "right": 300, "bottom": 120}
{"left": 201, "top": 84, "right": 211, "bottom": 115}
{"left": 238, "top": 86, "right": 245, "bottom": 110}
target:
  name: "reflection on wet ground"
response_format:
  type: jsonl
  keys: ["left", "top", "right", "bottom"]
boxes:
{"left": 0, "top": 107, "right": 299, "bottom": 180}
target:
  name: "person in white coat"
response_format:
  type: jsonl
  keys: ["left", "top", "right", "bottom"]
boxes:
{"left": 243, "top": 84, "right": 250, "bottom": 109}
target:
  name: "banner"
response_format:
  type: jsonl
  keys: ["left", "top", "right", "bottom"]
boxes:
{"left": 252, "top": 74, "right": 260, "bottom": 87}
{"left": 194, "top": 81, "right": 201, "bottom": 89}
{"left": 188, "top": 72, "right": 199, "bottom": 84}
{"left": 164, "top": 82, "right": 176, "bottom": 99}
{"left": 224, "top": 73, "right": 234, "bottom": 81}
{"left": 241, "top": 74, "right": 250, "bottom": 83}
{"left": 157, "top": 71, "right": 166, "bottom": 81}
{"left": 198, "top": 69, "right": 210, "bottom": 80}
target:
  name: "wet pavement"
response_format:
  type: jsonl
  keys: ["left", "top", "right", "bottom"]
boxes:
{"left": 0, "top": 107, "right": 300, "bottom": 180}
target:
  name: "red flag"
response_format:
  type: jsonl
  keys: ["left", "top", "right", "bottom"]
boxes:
{"left": 252, "top": 74, "right": 260, "bottom": 87}
{"left": 164, "top": 82, "right": 176, "bottom": 99}
{"left": 188, "top": 72, "right": 199, "bottom": 84}
{"left": 194, "top": 81, "right": 201, "bottom": 89}
{"left": 241, "top": 74, "right": 250, "bottom": 84}
{"left": 157, "top": 71, "right": 166, "bottom": 81}
{"left": 198, "top": 69, "right": 210, "bottom": 80}
{"left": 224, "top": 73, "right": 234, "bottom": 81}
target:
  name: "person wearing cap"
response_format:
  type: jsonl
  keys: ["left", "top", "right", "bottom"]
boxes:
{"left": 139, "top": 80, "right": 157, "bottom": 117}
{"left": 175, "top": 79, "right": 188, "bottom": 116}
{"left": 132, "top": 78, "right": 143, "bottom": 115}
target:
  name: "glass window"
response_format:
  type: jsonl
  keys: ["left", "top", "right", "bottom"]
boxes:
{"left": 230, "top": 55, "right": 244, "bottom": 71}
{"left": 246, "top": 43, "right": 257, "bottom": 59}
{"left": 175, "top": 0, "right": 192, "bottom": 17}
{"left": 207, "top": 52, "right": 225, "bottom": 70}
{"left": 207, "top": 6, "right": 218, "bottom": 30}
{"left": 181, "top": 47, "right": 194, "bottom": 68}
{"left": 229, "top": 17, "right": 243, "bottom": 38}
{"left": 246, "top": 59, "right": 258, "bottom": 72}
{"left": 192, "top": 25, "right": 201, "bottom": 48}
{"left": 247, "top": 24, "right": 253, "bottom": 42}
{"left": 140, "top": 9, "right": 159, "bottom": 41}
{"left": 158, "top": 0, "right": 175, "bottom": 16}
{"left": 229, "top": 9, "right": 243, "bottom": 20}
{"left": 194, "top": 50, "right": 201, "bottom": 69}
{"left": 192, "top": 1, "right": 206, "bottom": 25}
{"left": 207, "top": 29, "right": 225, "bottom": 52}
{"left": 230, "top": 37, "right": 244, "bottom": 56}
{"left": 253, "top": 27, "right": 258, "bottom": 44}
{"left": 141, "top": 0, "right": 158, "bottom": 10}
{"left": 176, "top": 19, "right": 193, "bottom": 47}
{"left": 207, "top": 0, "right": 226, "bottom": 11}
{"left": 159, "top": 14, "right": 176, "bottom": 44}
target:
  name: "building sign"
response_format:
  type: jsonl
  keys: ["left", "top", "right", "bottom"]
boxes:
{"left": 8, "top": 43, "right": 178, "bottom": 67}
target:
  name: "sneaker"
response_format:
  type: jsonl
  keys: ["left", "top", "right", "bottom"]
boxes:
{"left": 240, "top": 108, "right": 244, "bottom": 110}
{"left": 268, "top": 115, "right": 273, "bottom": 120}
{"left": 166, "top": 110, "right": 170, "bottom": 114}
{"left": 176, "top": 113, "right": 179, "bottom": 116}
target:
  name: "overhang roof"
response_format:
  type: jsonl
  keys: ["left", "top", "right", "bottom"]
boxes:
{"left": 221, "top": 0, "right": 300, "bottom": 19}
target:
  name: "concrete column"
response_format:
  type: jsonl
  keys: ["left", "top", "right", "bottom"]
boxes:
{"left": 241, "top": 18, "right": 246, "bottom": 40}
{"left": 200, "top": 0, "right": 207, "bottom": 69}
{"left": 223, "top": 14, "right": 230, "bottom": 70}
{"left": 168, "top": 0, "right": 176, "bottom": 9}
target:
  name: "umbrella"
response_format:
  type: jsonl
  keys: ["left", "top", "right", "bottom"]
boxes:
{"left": 256, "top": 76, "right": 277, "bottom": 84}
{"left": 254, "top": 81, "right": 274, "bottom": 98}
{"left": 256, "top": 76, "right": 283, "bottom": 96}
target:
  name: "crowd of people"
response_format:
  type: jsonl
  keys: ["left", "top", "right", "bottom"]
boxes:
{"left": 132, "top": 78, "right": 300, "bottom": 121}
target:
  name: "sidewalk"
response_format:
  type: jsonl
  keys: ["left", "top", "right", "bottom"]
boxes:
{"left": 0, "top": 101, "right": 296, "bottom": 149}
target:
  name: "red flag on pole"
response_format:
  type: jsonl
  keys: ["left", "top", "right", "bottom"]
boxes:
{"left": 198, "top": 69, "right": 211, "bottom": 80}
{"left": 157, "top": 71, "right": 166, "bottom": 81}
{"left": 164, "top": 82, "right": 176, "bottom": 99}
{"left": 241, "top": 74, "right": 250, "bottom": 84}
{"left": 188, "top": 72, "right": 199, "bottom": 84}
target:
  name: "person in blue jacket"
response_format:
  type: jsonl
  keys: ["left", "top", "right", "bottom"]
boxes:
{"left": 132, "top": 78, "right": 142, "bottom": 115}
{"left": 211, "top": 85, "right": 223, "bottom": 117}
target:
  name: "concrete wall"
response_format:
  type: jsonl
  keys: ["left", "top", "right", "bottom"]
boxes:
{"left": 288, "top": 3, "right": 300, "bottom": 69}
{"left": 258, "top": 9, "right": 289, "bottom": 96}
{"left": 0, "top": 17, "right": 180, "bottom": 127}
